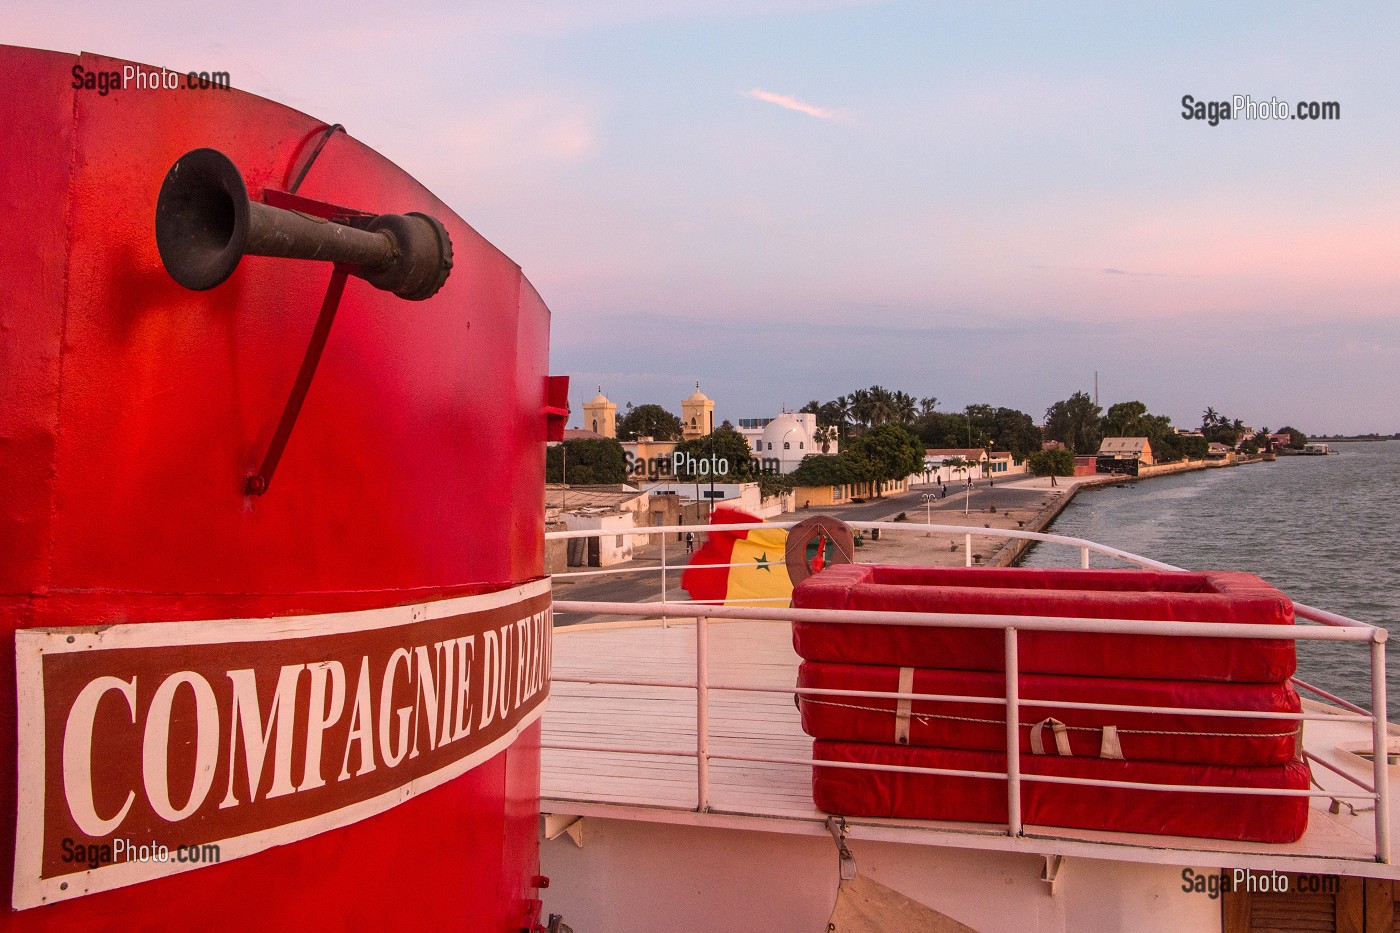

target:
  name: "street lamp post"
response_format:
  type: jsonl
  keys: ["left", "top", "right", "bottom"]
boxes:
{"left": 920, "top": 493, "right": 936, "bottom": 537}
{"left": 561, "top": 446, "right": 567, "bottom": 512}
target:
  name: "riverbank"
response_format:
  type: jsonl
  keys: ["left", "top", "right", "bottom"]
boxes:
{"left": 989, "top": 455, "right": 1265, "bottom": 566}
{"left": 844, "top": 457, "right": 1266, "bottom": 570}
{"left": 998, "top": 454, "right": 1267, "bottom": 566}
{"left": 846, "top": 473, "right": 1111, "bottom": 568}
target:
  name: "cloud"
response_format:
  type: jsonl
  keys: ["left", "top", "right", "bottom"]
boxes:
{"left": 1101, "top": 267, "right": 1201, "bottom": 279}
{"left": 742, "top": 87, "right": 843, "bottom": 120}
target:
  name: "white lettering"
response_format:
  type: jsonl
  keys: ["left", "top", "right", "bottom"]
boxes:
{"left": 409, "top": 645, "right": 440, "bottom": 759}
{"left": 298, "top": 661, "right": 345, "bottom": 792}
{"left": 220, "top": 665, "right": 304, "bottom": 807}
{"left": 453, "top": 636, "right": 476, "bottom": 740}
{"left": 143, "top": 672, "right": 219, "bottom": 822}
{"left": 338, "top": 656, "right": 377, "bottom": 781}
{"left": 63, "top": 676, "right": 138, "bottom": 836}
{"left": 479, "top": 630, "right": 500, "bottom": 729}
{"left": 378, "top": 648, "right": 412, "bottom": 767}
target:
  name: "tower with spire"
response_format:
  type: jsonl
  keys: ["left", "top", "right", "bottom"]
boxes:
{"left": 582, "top": 387, "right": 617, "bottom": 438}
{"left": 681, "top": 382, "right": 714, "bottom": 441}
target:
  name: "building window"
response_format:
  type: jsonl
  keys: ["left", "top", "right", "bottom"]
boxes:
{"left": 767, "top": 442, "right": 772, "bottom": 451}
{"left": 783, "top": 442, "right": 790, "bottom": 450}
{"left": 799, "top": 442, "right": 804, "bottom": 449}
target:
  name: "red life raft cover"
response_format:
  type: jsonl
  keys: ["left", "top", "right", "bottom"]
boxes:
{"left": 812, "top": 741, "right": 1310, "bottom": 843}
{"left": 797, "top": 662, "right": 1301, "bottom": 766}
{"left": 792, "top": 565, "right": 1296, "bottom": 683}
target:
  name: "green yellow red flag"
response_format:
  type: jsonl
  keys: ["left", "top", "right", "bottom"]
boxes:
{"left": 680, "top": 506, "right": 793, "bottom": 607}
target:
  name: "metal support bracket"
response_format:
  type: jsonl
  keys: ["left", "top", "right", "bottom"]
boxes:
{"left": 245, "top": 267, "right": 348, "bottom": 495}
{"left": 1041, "top": 854, "right": 1065, "bottom": 895}
{"left": 544, "top": 813, "right": 585, "bottom": 848}
{"left": 826, "top": 816, "right": 857, "bottom": 881}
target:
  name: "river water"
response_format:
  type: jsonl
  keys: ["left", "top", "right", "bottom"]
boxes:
{"left": 1021, "top": 441, "right": 1400, "bottom": 706}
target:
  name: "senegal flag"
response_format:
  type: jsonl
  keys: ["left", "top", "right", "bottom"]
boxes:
{"left": 680, "top": 506, "right": 793, "bottom": 607}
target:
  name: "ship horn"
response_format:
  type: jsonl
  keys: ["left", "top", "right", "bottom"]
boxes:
{"left": 155, "top": 147, "right": 452, "bottom": 300}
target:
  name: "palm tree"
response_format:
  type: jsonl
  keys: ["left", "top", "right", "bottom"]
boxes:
{"left": 849, "top": 388, "right": 872, "bottom": 428}
{"left": 867, "top": 385, "right": 897, "bottom": 426}
{"left": 832, "top": 395, "right": 852, "bottom": 437}
{"left": 1202, "top": 406, "right": 1219, "bottom": 430}
{"left": 919, "top": 396, "right": 938, "bottom": 416}
{"left": 892, "top": 390, "right": 917, "bottom": 424}
{"left": 814, "top": 425, "right": 836, "bottom": 453}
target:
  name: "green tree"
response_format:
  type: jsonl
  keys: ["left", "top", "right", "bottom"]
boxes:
{"left": 915, "top": 411, "right": 988, "bottom": 449}
{"left": 1277, "top": 426, "right": 1307, "bottom": 449}
{"left": 789, "top": 452, "right": 869, "bottom": 486}
{"left": 892, "top": 390, "right": 918, "bottom": 424}
{"left": 673, "top": 427, "right": 760, "bottom": 481}
{"left": 1101, "top": 400, "right": 1150, "bottom": 437}
{"left": 846, "top": 422, "right": 925, "bottom": 496}
{"left": 546, "top": 438, "right": 628, "bottom": 484}
{"left": 1027, "top": 448, "right": 1074, "bottom": 477}
{"left": 617, "top": 404, "right": 682, "bottom": 441}
{"left": 1044, "top": 392, "right": 1103, "bottom": 455}
{"left": 988, "top": 407, "right": 1042, "bottom": 459}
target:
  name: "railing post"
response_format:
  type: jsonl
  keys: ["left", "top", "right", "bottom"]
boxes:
{"left": 1080, "top": 546, "right": 1090, "bottom": 569}
{"left": 696, "top": 613, "right": 710, "bottom": 812}
{"left": 1372, "top": 634, "right": 1390, "bottom": 863}
{"left": 660, "top": 532, "right": 668, "bottom": 628}
{"left": 965, "top": 534, "right": 972, "bottom": 567}
{"left": 1005, "top": 626, "right": 1023, "bottom": 837}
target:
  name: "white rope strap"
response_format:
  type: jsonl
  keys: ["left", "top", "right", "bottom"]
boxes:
{"left": 893, "top": 667, "right": 913, "bottom": 745}
{"left": 798, "top": 697, "right": 1302, "bottom": 745}
{"left": 1099, "top": 724, "right": 1124, "bottom": 760}
{"left": 1030, "top": 718, "right": 1072, "bottom": 756}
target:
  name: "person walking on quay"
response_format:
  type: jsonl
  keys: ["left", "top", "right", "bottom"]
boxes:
{"left": 685, "top": 531, "right": 695, "bottom": 555}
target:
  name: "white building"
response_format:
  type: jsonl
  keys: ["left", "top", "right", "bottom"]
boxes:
{"left": 735, "top": 411, "right": 836, "bottom": 474}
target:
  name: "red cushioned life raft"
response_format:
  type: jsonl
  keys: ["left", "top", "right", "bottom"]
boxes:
{"left": 798, "top": 661, "right": 1301, "bottom": 766}
{"left": 812, "top": 741, "right": 1311, "bottom": 844}
{"left": 791, "top": 565, "right": 1297, "bottom": 683}
{"left": 791, "top": 565, "right": 1310, "bottom": 842}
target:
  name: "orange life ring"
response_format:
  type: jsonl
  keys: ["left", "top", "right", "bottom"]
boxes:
{"left": 785, "top": 515, "right": 856, "bottom": 586}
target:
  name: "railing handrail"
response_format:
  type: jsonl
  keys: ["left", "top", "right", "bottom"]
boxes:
{"left": 553, "top": 599, "right": 1382, "bottom": 642}
{"left": 547, "top": 520, "right": 1176, "bottom": 571}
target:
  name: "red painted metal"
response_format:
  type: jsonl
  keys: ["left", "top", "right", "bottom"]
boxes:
{"left": 0, "top": 45, "right": 556, "bottom": 929}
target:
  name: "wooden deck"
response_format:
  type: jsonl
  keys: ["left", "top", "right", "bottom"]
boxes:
{"left": 541, "top": 618, "right": 1400, "bottom": 879}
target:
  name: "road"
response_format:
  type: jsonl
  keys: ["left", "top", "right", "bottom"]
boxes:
{"left": 552, "top": 477, "right": 1049, "bottom": 625}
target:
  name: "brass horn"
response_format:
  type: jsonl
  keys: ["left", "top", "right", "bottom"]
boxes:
{"left": 155, "top": 147, "right": 452, "bottom": 300}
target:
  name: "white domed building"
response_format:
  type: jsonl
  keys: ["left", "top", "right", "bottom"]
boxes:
{"left": 737, "top": 411, "right": 835, "bottom": 474}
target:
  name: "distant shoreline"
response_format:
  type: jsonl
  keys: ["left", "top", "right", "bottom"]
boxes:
{"left": 1004, "top": 456, "right": 1260, "bottom": 566}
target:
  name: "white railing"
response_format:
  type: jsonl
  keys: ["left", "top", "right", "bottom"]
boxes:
{"left": 544, "top": 522, "right": 1392, "bottom": 863}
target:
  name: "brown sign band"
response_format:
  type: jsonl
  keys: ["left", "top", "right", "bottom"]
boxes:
{"left": 13, "top": 580, "right": 551, "bottom": 909}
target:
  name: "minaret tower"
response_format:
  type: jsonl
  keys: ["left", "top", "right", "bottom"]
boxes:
{"left": 681, "top": 382, "right": 714, "bottom": 441}
{"left": 582, "top": 387, "right": 617, "bottom": 438}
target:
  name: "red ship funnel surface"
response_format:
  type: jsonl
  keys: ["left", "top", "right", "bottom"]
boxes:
{"left": 0, "top": 46, "right": 556, "bottom": 931}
